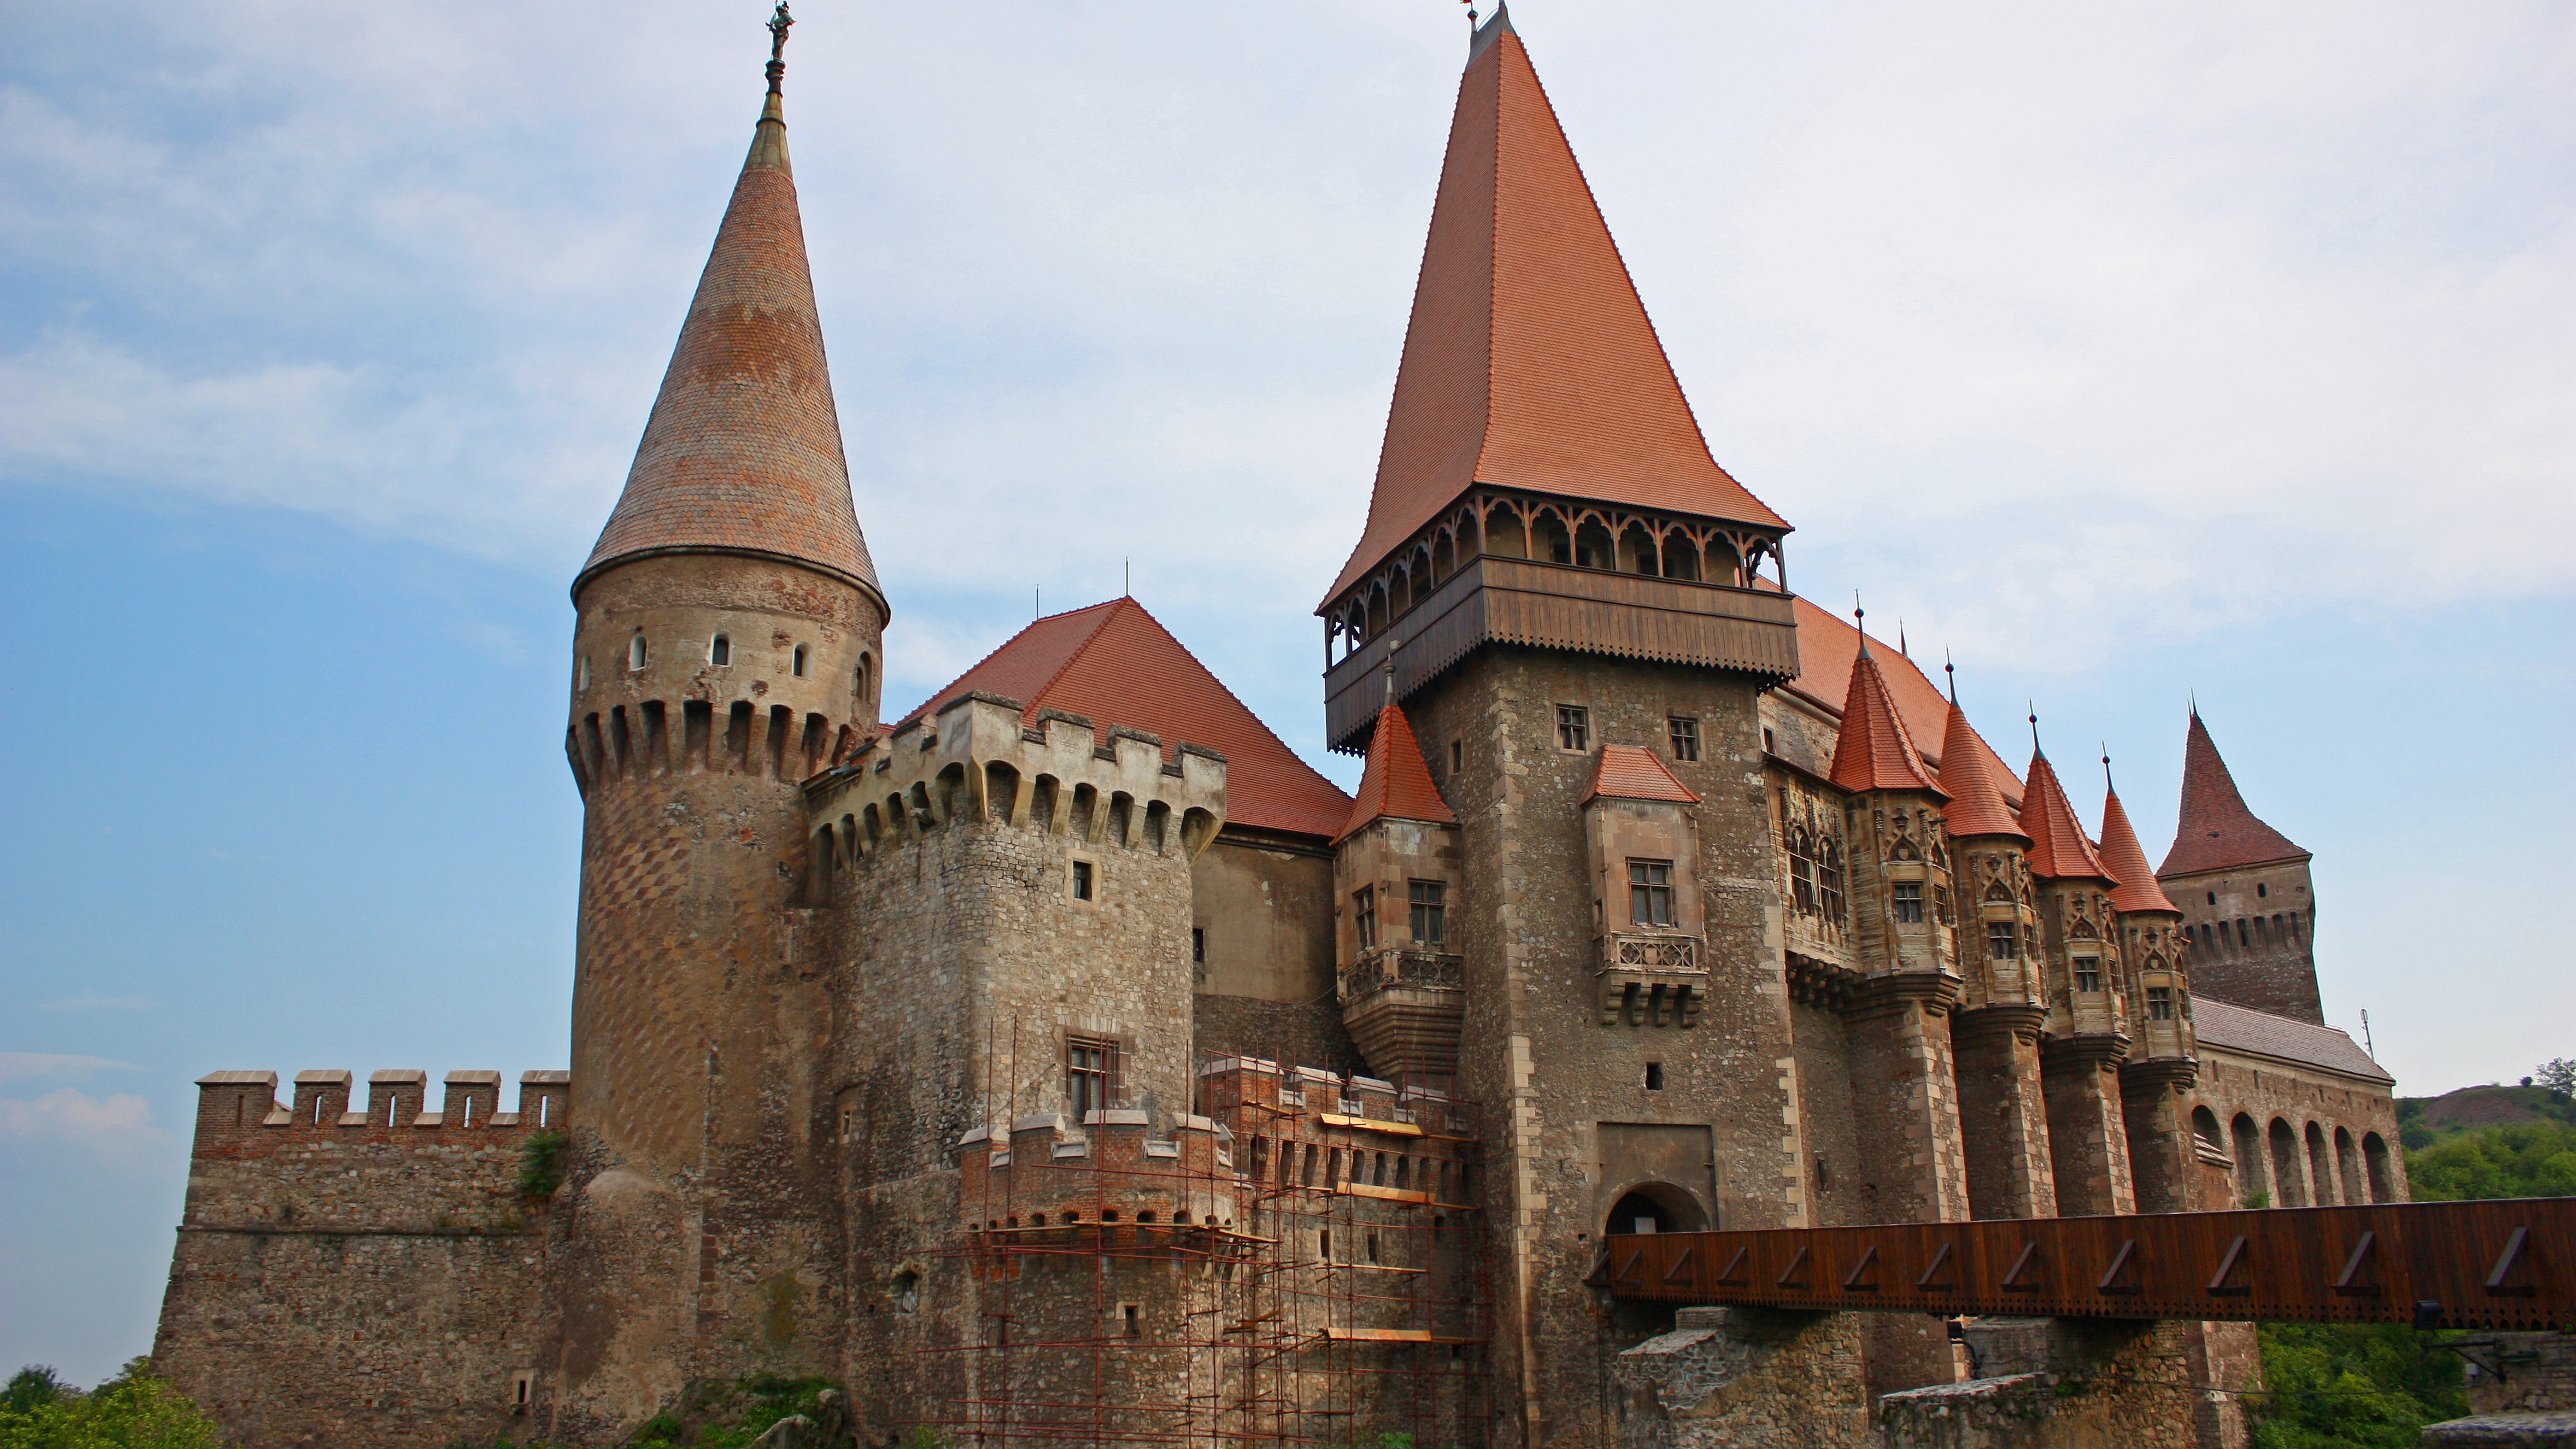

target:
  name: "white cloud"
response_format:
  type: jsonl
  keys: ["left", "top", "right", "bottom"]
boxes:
{"left": 0, "top": 1052, "right": 139, "bottom": 1084}
{"left": 2, "top": 0, "right": 2568, "bottom": 689}
{"left": 0, "top": 1088, "right": 159, "bottom": 1148}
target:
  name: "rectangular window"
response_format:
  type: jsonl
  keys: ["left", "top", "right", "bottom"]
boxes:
{"left": 1789, "top": 854, "right": 1818, "bottom": 915}
{"left": 2147, "top": 985, "right": 2175, "bottom": 1020}
{"left": 1817, "top": 850, "right": 1845, "bottom": 923}
{"left": 1450, "top": 739, "right": 1463, "bottom": 775}
{"left": 1192, "top": 927, "right": 1205, "bottom": 964}
{"left": 1408, "top": 881, "right": 1446, "bottom": 946}
{"left": 1667, "top": 716, "right": 1700, "bottom": 762}
{"left": 1072, "top": 860, "right": 1094, "bottom": 901}
{"left": 1353, "top": 887, "right": 1377, "bottom": 950}
{"left": 1934, "top": 884, "right": 1953, "bottom": 927}
{"left": 1628, "top": 860, "right": 1676, "bottom": 927}
{"left": 1066, "top": 1037, "right": 1115, "bottom": 1120}
{"left": 2073, "top": 958, "right": 2102, "bottom": 993}
{"left": 1987, "top": 920, "right": 2017, "bottom": 960}
{"left": 1643, "top": 1062, "right": 1665, "bottom": 1091}
{"left": 1556, "top": 704, "right": 1589, "bottom": 752}
{"left": 1891, "top": 881, "right": 1924, "bottom": 924}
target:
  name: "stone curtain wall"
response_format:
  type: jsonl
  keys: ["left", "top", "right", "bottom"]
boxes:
{"left": 153, "top": 1071, "right": 562, "bottom": 1449}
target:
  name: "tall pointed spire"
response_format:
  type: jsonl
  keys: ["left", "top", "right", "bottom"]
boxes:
{"left": 2021, "top": 745, "right": 2109, "bottom": 881}
{"left": 2158, "top": 708, "right": 2306, "bottom": 877}
{"left": 576, "top": 7, "right": 881, "bottom": 608}
{"left": 1322, "top": 7, "right": 1785, "bottom": 604}
{"left": 1826, "top": 622, "right": 1943, "bottom": 797}
{"left": 2098, "top": 764, "right": 2179, "bottom": 915}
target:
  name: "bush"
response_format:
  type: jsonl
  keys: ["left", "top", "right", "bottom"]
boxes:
{"left": 2249, "top": 1324, "right": 2466, "bottom": 1449}
{"left": 2406, "top": 1121, "right": 2576, "bottom": 1202}
{"left": 0, "top": 1359, "right": 224, "bottom": 1449}
{"left": 518, "top": 1130, "right": 569, "bottom": 1199}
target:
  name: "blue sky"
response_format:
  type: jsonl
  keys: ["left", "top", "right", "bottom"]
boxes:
{"left": 4, "top": 0, "right": 2571, "bottom": 1384}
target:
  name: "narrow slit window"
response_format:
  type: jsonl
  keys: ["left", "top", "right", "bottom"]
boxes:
{"left": 628, "top": 636, "right": 648, "bottom": 670}
{"left": 1450, "top": 740, "right": 1463, "bottom": 775}
{"left": 710, "top": 634, "right": 731, "bottom": 667}
{"left": 1353, "top": 887, "right": 1377, "bottom": 950}
{"left": 793, "top": 643, "right": 809, "bottom": 677}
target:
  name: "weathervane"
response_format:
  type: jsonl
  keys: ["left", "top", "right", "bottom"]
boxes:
{"left": 767, "top": 2, "right": 794, "bottom": 94}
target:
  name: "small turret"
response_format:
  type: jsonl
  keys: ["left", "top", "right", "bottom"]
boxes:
{"left": 2100, "top": 759, "right": 2200, "bottom": 1213}
{"left": 1333, "top": 698, "right": 1465, "bottom": 1087}
{"left": 2022, "top": 726, "right": 2136, "bottom": 1216}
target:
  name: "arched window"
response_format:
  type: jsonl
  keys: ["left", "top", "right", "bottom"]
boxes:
{"left": 2192, "top": 1106, "right": 2223, "bottom": 1152}
{"left": 855, "top": 653, "right": 873, "bottom": 703}
{"left": 793, "top": 643, "right": 809, "bottom": 677}
{"left": 628, "top": 636, "right": 648, "bottom": 670}
{"left": 710, "top": 633, "right": 731, "bottom": 667}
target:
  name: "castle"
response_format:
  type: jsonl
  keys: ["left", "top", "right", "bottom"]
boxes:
{"left": 150, "top": 9, "right": 2405, "bottom": 1447}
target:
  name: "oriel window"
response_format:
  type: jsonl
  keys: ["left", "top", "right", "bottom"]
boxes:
{"left": 1667, "top": 716, "right": 1700, "bottom": 762}
{"left": 1555, "top": 704, "right": 1589, "bottom": 752}
{"left": 1066, "top": 1037, "right": 1116, "bottom": 1121}
{"left": 2147, "top": 985, "right": 2175, "bottom": 1020}
{"left": 2073, "top": 957, "right": 2102, "bottom": 993}
{"left": 1987, "top": 921, "right": 2018, "bottom": 960}
{"left": 1891, "top": 881, "right": 1924, "bottom": 924}
{"left": 1353, "top": 887, "right": 1377, "bottom": 951}
{"left": 1408, "top": 881, "right": 1446, "bottom": 946}
{"left": 1628, "top": 860, "right": 1676, "bottom": 928}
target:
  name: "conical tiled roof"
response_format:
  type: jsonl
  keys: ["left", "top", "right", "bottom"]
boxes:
{"left": 1322, "top": 5, "right": 1785, "bottom": 606}
{"left": 2158, "top": 710, "right": 2307, "bottom": 877}
{"left": 577, "top": 73, "right": 880, "bottom": 606}
{"left": 1937, "top": 701, "right": 2029, "bottom": 842}
{"left": 1337, "top": 703, "right": 1457, "bottom": 843}
{"left": 1582, "top": 745, "right": 1701, "bottom": 805}
{"left": 898, "top": 599, "right": 1353, "bottom": 840}
{"left": 1825, "top": 641, "right": 1944, "bottom": 797}
{"left": 2099, "top": 782, "right": 2180, "bottom": 915}
{"left": 2021, "top": 749, "right": 2109, "bottom": 881}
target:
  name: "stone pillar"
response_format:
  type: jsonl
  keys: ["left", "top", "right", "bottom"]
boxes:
{"left": 2120, "top": 1060, "right": 2199, "bottom": 1215}
{"left": 2040, "top": 1037, "right": 2136, "bottom": 1217}
{"left": 1951, "top": 1006, "right": 2058, "bottom": 1220}
{"left": 1844, "top": 975, "right": 1971, "bottom": 1402}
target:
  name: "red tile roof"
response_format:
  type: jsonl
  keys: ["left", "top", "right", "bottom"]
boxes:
{"left": 1322, "top": 9, "right": 1785, "bottom": 607}
{"left": 2193, "top": 999, "right": 2388, "bottom": 1084}
{"left": 1937, "top": 701, "right": 2030, "bottom": 842}
{"left": 1337, "top": 704, "right": 1458, "bottom": 843}
{"left": 2158, "top": 710, "right": 2308, "bottom": 878}
{"left": 2020, "top": 749, "right": 2109, "bottom": 881}
{"left": 897, "top": 599, "right": 1353, "bottom": 840}
{"left": 2098, "top": 784, "right": 2181, "bottom": 915}
{"left": 1782, "top": 595, "right": 2025, "bottom": 809}
{"left": 1824, "top": 642, "right": 1944, "bottom": 797}
{"left": 578, "top": 86, "right": 880, "bottom": 605}
{"left": 1582, "top": 744, "right": 1701, "bottom": 806}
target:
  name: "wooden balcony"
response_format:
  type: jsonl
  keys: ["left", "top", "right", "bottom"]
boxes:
{"left": 1597, "top": 931, "right": 1707, "bottom": 1027}
{"left": 1324, "top": 556, "right": 1801, "bottom": 752}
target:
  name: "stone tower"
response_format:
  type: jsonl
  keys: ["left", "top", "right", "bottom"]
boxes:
{"left": 554, "top": 23, "right": 887, "bottom": 1430}
{"left": 1316, "top": 10, "right": 1806, "bottom": 1445}
{"left": 2157, "top": 707, "right": 2322, "bottom": 1022}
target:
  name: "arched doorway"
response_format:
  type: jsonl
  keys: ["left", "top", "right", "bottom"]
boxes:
{"left": 1604, "top": 1183, "right": 1709, "bottom": 1237}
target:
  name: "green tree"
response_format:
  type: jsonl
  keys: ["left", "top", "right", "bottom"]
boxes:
{"left": 2250, "top": 1324, "right": 2468, "bottom": 1449}
{"left": 0, "top": 1359, "right": 223, "bottom": 1449}
{"left": 2406, "top": 1121, "right": 2576, "bottom": 1202}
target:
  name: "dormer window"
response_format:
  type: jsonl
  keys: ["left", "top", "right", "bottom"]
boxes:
{"left": 793, "top": 644, "right": 809, "bottom": 677}
{"left": 628, "top": 636, "right": 648, "bottom": 670}
{"left": 710, "top": 634, "right": 731, "bottom": 667}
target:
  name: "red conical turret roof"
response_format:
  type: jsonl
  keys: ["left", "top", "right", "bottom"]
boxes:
{"left": 1337, "top": 703, "right": 1457, "bottom": 843}
{"left": 2022, "top": 749, "right": 2109, "bottom": 881}
{"left": 2099, "top": 781, "right": 2180, "bottom": 915}
{"left": 1825, "top": 640, "right": 1944, "bottom": 797}
{"left": 2158, "top": 710, "right": 2307, "bottom": 877}
{"left": 1937, "top": 701, "right": 2030, "bottom": 842}
{"left": 1322, "top": 6, "right": 1785, "bottom": 607}
{"left": 578, "top": 64, "right": 881, "bottom": 607}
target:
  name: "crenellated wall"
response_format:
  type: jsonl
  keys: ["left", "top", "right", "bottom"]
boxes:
{"left": 153, "top": 1069, "right": 569, "bottom": 1449}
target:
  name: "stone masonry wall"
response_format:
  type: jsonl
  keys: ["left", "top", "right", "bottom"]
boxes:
{"left": 154, "top": 1070, "right": 566, "bottom": 1449}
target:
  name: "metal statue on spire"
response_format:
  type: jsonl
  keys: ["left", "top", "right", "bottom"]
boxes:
{"left": 767, "top": 2, "right": 794, "bottom": 93}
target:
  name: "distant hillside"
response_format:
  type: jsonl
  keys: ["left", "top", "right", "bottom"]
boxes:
{"left": 2398, "top": 1083, "right": 2576, "bottom": 1149}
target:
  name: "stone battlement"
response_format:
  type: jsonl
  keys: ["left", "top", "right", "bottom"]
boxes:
{"left": 804, "top": 691, "right": 1226, "bottom": 869}
{"left": 191, "top": 1068, "right": 569, "bottom": 1154}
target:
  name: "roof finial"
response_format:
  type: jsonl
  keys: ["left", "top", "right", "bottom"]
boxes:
{"left": 2102, "top": 744, "right": 2114, "bottom": 792}
{"left": 766, "top": 2, "right": 793, "bottom": 95}
{"left": 1898, "top": 619, "right": 1909, "bottom": 659}
{"left": 2188, "top": 688, "right": 2199, "bottom": 719}
{"left": 2028, "top": 702, "right": 2042, "bottom": 757}
{"left": 1943, "top": 648, "right": 1957, "bottom": 704}
{"left": 1463, "top": 0, "right": 1479, "bottom": 29}
{"left": 1853, "top": 593, "right": 1870, "bottom": 658}
{"left": 1383, "top": 649, "right": 1399, "bottom": 708}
